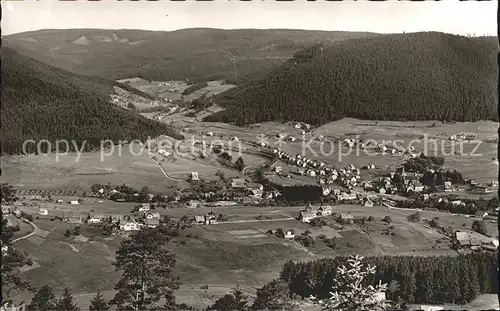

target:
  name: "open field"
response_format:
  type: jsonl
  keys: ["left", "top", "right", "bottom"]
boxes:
{"left": 1, "top": 145, "right": 174, "bottom": 193}
{"left": 117, "top": 79, "right": 236, "bottom": 102}
{"left": 1, "top": 139, "right": 260, "bottom": 192}
{"left": 16, "top": 196, "right": 139, "bottom": 218}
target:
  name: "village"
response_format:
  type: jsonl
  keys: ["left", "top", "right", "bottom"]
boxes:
{"left": 4, "top": 122, "right": 499, "bottom": 258}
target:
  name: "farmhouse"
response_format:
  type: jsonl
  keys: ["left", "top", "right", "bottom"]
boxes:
{"left": 363, "top": 197, "right": 374, "bottom": 207}
{"left": 249, "top": 189, "right": 263, "bottom": 199}
{"left": 190, "top": 172, "right": 200, "bottom": 181}
{"left": 120, "top": 222, "right": 140, "bottom": 231}
{"left": 273, "top": 166, "right": 283, "bottom": 173}
{"left": 12, "top": 209, "right": 22, "bottom": 218}
{"left": 39, "top": 208, "right": 49, "bottom": 216}
{"left": 88, "top": 214, "right": 105, "bottom": 224}
{"left": 194, "top": 215, "right": 206, "bottom": 224}
{"left": 337, "top": 192, "right": 358, "bottom": 202}
{"left": 145, "top": 218, "right": 160, "bottom": 228}
{"left": 322, "top": 187, "right": 332, "bottom": 196}
{"left": 64, "top": 215, "right": 83, "bottom": 224}
{"left": 317, "top": 206, "right": 332, "bottom": 216}
{"left": 187, "top": 200, "right": 202, "bottom": 208}
{"left": 339, "top": 213, "right": 354, "bottom": 224}
{"left": 444, "top": 181, "right": 453, "bottom": 192}
{"left": 231, "top": 178, "right": 247, "bottom": 188}
{"left": 25, "top": 195, "right": 42, "bottom": 201}
{"left": 284, "top": 230, "right": 296, "bottom": 239}
{"left": 247, "top": 182, "right": 264, "bottom": 191}
{"left": 299, "top": 211, "right": 317, "bottom": 223}
{"left": 475, "top": 211, "right": 488, "bottom": 219}
{"left": 455, "top": 232, "right": 471, "bottom": 248}
{"left": 145, "top": 212, "right": 160, "bottom": 220}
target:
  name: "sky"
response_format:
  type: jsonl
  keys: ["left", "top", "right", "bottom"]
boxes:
{"left": 1, "top": 0, "right": 497, "bottom": 37}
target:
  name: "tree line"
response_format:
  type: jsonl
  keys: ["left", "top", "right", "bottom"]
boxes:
{"left": 279, "top": 252, "right": 498, "bottom": 305}
{"left": 204, "top": 32, "right": 497, "bottom": 125}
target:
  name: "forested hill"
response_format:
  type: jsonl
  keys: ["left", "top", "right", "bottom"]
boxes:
{"left": 4, "top": 28, "right": 377, "bottom": 84}
{"left": 203, "top": 32, "right": 498, "bottom": 125}
{"left": 1, "top": 47, "right": 183, "bottom": 155}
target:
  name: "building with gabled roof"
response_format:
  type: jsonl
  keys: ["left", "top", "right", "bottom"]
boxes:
{"left": 299, "top": 211, "right": 317, "bottom": 223}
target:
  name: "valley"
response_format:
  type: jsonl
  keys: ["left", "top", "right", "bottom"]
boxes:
{"left": 2, "top": 23, "right": 499, "bottom": 311}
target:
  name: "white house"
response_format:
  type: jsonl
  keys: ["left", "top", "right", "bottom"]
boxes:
{"left": 318, "top": 206, "right": 332, "bottom": 216}
{"left": 190, "top": 172, "right": 200, "bottom": 181}
{"left": 70, "top": 201, "right": 79, "bottom": 205}
{"left": 39, "top": 208, "right": 48, "bottom": 216}
{"left": 88, "top": 214, "right": 104, "bottom": 224}
{"left": 284, "top": 230, "right": 295, "bottom": 239}
{"left": 363, "top": 197, "right": 374, "bottom": 207}
{"left": 120, "top": 222, "right": 140, "bottom": 231}
{"left": 299, "top": 211, "right": 317, "bottom": 223}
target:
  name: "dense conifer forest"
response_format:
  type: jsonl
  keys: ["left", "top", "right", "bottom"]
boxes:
{"left": 204, "top": 32, "right": 498, "bottom": 125}
{"left": 279, "top": 252, "right": 498, "bottom": 305}
{"left": 1, "top": 47, "right": 183, "bottom": 155}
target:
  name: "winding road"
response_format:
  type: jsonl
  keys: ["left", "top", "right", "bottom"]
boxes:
{"left": 151, "top": 157, "right": 185, "bottom": 182}
{"left": 12, "top": 217, "right": 39, "bottom": 243}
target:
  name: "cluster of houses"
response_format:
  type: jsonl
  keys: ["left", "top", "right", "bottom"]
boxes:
{"left": 194, "top": 211, "right": 218, "bottom": 225}
{"left": 38, "top": 203, "right": 162, "bottom": 233}
{"left": 298, "top": 204, "right": 357, "bottom": 224}
{"left": 229, "top": 178, "right": 280, "bottom": 200}
{"left": 448, "top": 133, "right": 476, "bottom": 141}
{"left": 366, "top": 167, "right": 425, "bottom": 195}
{"left": 375, "top": 144, "right": 418, "bottom": 156}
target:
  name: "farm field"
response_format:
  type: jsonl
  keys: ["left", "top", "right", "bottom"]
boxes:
{"left": 1, "top": 139, "right": 259, "bottom": 193}
{"left": 1, "top": 145, "right": 174, "bottom": 193}
{"left": 117, "top": 79, "right": 236, "bottom": 102}
{"left": 313, "top": 118, "right": 499, "bottom": 183}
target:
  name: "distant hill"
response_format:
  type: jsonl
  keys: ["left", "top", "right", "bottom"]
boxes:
{"left": 1, "top": 47, "right": 183, "bottom": 155}
{"left": 203, "top": 32, "right": 498, "bottom": 125}
{"left": 4, "top": 28, "right": 378, "bottom": 84}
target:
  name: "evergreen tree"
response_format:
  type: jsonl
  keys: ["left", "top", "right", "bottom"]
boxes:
{"left": 234, "top": 157, "right": 245, "bottom": 172}
{"left": 311, "top": 255, "right": 389, "bottom": 310}
{"left": 207, "top": 286, "right": 248, "bottom": 311}
{"left": 55, "top": 288, "right": 79, "bottom": 311}
{"left": 109, "top": 228, "right": 180, "bottom": 310}
{"left": 28, "top": 285, "right": 56, "bottom": 311}
{"left": 251, "top": 279, "right": 293, "bottom": 311}
{"left": 89, "top": 291, "right": 109, "bottom": 311}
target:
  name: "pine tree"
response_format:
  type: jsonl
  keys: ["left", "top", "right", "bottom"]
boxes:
{"left": 55, "top": 288, "right": 79, "bottom": 311}
{"left": 89, "top": 291, "right": 109, "bottom": 311}
{"left": 310, "top": 255, "right": 389, "bottom": 310}
{"left": 27, "top": 285, "right": 56, "bottom": 311}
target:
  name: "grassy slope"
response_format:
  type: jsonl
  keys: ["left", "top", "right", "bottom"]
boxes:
{"left": 4, "top": 28, "right": 378, "bottom": 84}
